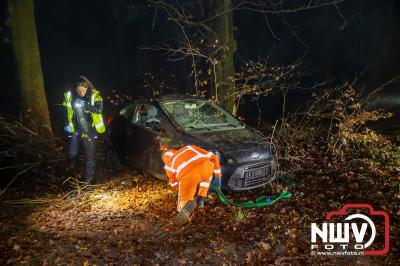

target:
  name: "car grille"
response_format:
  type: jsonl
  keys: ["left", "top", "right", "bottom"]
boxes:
{"left": 228, "top": 161, "right": 276, "bottom": 190}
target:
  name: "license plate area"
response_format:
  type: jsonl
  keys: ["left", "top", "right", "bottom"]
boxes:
{"left": 243, "top": 163, "right": 270, "bottom": 179}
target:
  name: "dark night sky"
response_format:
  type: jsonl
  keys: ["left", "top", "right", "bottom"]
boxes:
{"left": 1, "top": 0, "right": 400, "bottom": 122}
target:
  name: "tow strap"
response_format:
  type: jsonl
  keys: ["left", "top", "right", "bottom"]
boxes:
{"left": 211, "top": 175, "right": 296, "bottom": 208}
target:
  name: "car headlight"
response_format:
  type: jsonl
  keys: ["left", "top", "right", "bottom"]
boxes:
{"left": 226, "top": 158, "right": 236, "bottom": 166}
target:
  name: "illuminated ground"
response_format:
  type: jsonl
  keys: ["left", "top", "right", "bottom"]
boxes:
{"left": 0, "top": 166, "right": 399, "bottom": 265}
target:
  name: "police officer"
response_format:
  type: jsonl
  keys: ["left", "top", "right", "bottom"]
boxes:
{"left": 62, "top": 76, "right": 105, "bottom": 183}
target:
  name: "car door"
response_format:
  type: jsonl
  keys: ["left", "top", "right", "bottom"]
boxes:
{"left": 126, "top": 101, "right": 164, "bottom": 177}
{"left": 109, "top": 102, "right": 137, "bottom": 165}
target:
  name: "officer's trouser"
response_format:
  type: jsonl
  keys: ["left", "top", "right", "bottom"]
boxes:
{"left": 67, "top": 133, "right": 96, "bottom": 180}
{"left": 177, "top": 159, "right": 214, "bottom": 212}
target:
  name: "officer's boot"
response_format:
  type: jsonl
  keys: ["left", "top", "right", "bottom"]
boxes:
{"left": 84, "top": 137, "right": 96, "bottom": 184}
{"left": 67, "top": 157, "right": 77, "bottom": 172}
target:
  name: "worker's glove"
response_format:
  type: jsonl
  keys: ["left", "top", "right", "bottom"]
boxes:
{"left": 64, "top": 125, "right": 73, "bottom": 134}
{"left": 211, "top": 177, "right": 221, "bottom": 188}
{"left": 74, "top": 99, "right": 85, "bottom": 108}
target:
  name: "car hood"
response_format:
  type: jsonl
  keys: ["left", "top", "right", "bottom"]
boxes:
{"left": 187, "top": 127, "right": 274, "bottom": 164}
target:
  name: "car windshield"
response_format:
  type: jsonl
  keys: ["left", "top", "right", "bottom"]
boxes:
{"left": 161, "top": 99, "right": 242, "bottom": 131}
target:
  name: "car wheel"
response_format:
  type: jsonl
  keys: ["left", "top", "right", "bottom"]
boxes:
{"left": 142, "top": 170, "right": 167, "bottom": 181}
{"left": 106, "top": 146, "right": 123, "bottom": 171}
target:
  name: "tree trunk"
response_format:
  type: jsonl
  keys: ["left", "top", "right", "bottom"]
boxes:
{"left": 207, "top": 0, "right": 237, "bottom": 114}
{"left": 7, "top": 0, "right": 52, "bottom": 136}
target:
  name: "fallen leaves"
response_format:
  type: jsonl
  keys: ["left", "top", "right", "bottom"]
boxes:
{"left": 12, "top": 244, "right": 20, "bottom": 252}
{"left": 1, "top": 135, "right": 400, "bottom": 265}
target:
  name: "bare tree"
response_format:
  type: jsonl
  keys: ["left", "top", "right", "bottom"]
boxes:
{"left": 145, "top": 0, "right": 346, "bottom": 114}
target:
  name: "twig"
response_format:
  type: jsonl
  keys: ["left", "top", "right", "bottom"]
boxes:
{"left": 0, "top": 161, "right": 42, "bottom": 198}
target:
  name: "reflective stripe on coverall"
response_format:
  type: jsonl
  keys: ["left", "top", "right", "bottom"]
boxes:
{"left": 162, "top": 145, "right": 222, "bottom": 211}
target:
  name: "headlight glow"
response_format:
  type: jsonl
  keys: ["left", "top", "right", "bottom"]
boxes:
{"left": 226, "top": 158, "right": 236, "bottom": 166}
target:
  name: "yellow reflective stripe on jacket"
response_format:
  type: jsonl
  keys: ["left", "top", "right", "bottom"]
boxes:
{"left": 90, "top": 89, "right": 105, "bottom": 133}
{"left": 91, "top": 89, "right": 103, "bottom": 104}
{"left": 63, "top": 91, "right": 75, "bottom": 133}
{"left": 94, "top": 122, "right": 104, "bottom": 129}
{"left": 91, "top": 113, "right": 105, "bottom": 133}
{"left": 63, "top": 90, "right": 105, "bottom": 134}
{"left": 91, "top": 93, "right": 95, "bottom": 105}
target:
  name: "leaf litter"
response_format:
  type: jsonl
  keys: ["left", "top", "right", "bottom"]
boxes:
{"left": 0, "top": 140, "right": 399, "bottom": 265}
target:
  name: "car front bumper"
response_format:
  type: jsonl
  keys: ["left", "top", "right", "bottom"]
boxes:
{"left": 221, "top": 159, "right": 277, "bottom": 192}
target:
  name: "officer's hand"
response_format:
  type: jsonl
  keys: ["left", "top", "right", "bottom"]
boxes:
{"left": 64, "top": 125, "right": 73, "bottom": 134}
{"left": 83, "top": 101, "right": 94, "bottom": 113}
{"left": 74, "top": 99, "right": 85, "bottom": 108}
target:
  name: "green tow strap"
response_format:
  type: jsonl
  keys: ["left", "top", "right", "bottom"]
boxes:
{"left": 211, "top": 175, "right": 297, "bottom": 207}
{"left": 211, "top": 186, "right": 292, "bottom": 207}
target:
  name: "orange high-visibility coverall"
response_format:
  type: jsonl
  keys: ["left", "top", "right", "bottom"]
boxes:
{"left": 162, "top": 145, "right": 222, "bottom": 211}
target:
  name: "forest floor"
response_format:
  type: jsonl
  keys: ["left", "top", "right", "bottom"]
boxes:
{"left": 0, "top": 139, "right": 399, "bottom": 265}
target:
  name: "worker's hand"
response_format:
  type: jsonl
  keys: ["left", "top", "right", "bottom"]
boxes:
{"left": 160, "top": 145, "right": 167, "bottom": 152}
{"left": 211, "top": 177, "right": 221, "bottom": 188}
{"left": 64, "top": 125, "right": 73, "bottom": 134}
{"left": 74, "top": 99, "right": 85, "bottom": 108}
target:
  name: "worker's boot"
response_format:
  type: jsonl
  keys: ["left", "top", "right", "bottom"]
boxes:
{"left": 196, "top": 196, "right": 205, "bottom": 209}
{"left": 175, "top": 199, "right": 197, "bottom": 226}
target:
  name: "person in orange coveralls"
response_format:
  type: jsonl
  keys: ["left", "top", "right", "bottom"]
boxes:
{"left": 160, "top": 144, "right": 222, "bottom": 226}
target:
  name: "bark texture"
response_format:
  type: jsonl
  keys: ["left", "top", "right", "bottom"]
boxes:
{"left": 207, "top": 0, "right": 237, "bottom": 114}
{"left": 8, "top": 0, "right": 52, "bottom": 136}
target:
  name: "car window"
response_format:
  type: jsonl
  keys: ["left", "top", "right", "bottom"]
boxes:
{"left": 161, "top": 99, "right": 242, "bottom": 131}
{"left": 119, "top": 103, "right": 135, "bottom": 119}
{"left": 132, "top": 103, "right": 161, "bottom": 132}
